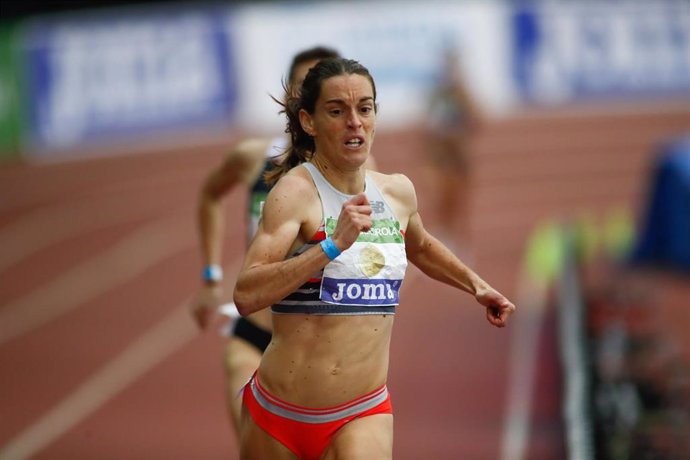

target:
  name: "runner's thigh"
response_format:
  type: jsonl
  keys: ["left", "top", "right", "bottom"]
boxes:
{"left": 322, "top": 414, "right": 393, "bottom": 460}
{"left": 239, "top": 410, "right": 298, "bottom": 460}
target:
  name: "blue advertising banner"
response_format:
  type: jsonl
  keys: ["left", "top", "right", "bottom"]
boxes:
{"left": 512, "top": 1, "right": 690, "bottom": 105}
{"left": 23, "top": 6, "right": 237, "bottom": 150}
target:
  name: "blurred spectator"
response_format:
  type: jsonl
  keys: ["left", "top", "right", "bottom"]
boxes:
{"left": 424, "top": 43, "right": 483, "bottom": 257}
{"left": 567, "top": 206, "right": 690, "bottom": 460}
{"left": 585, "top": 273, "right": 690, "bottom": 460}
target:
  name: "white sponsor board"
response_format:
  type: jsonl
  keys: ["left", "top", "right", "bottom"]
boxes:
{"left": 225, "top": 1, "right": 514, "bottom": 132}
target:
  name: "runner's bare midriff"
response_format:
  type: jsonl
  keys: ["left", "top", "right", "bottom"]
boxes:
{"left": 258, "top": 313, "right": 393, "bottom": 407}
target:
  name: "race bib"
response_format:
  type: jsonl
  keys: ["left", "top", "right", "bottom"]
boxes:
{"left": 320, "top": 217, "right": 407, "bottom": 306}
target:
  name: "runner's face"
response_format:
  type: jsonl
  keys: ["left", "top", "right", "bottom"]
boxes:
{"left": 300, "top": 73, "right": 376, "bottom": 169}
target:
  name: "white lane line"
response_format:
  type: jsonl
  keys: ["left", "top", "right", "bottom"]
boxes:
{"left": 0, "top": 193, "right": 190, "bottom": 273}
{"left": 500, "top": 277, "right": 550, "bottom": 460}
{"left": 501, "top": 221, "right": 564, "bottom": 460}
{"left": 0, "top": 213, "right": 194, "bottom": 346}
{"left": 0, "top": 301, "right": 196, "bottom": 460}
{"left": 0, "top": 256, "right": 243, "bottom": 460}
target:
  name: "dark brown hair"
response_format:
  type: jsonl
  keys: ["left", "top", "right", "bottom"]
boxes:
{"left": 266, "top": 57, "right": 377, "bottom": 185}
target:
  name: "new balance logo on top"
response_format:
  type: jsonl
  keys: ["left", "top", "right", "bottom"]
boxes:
{"left": 370, "top": 201, "right": 385, "bottom": 214}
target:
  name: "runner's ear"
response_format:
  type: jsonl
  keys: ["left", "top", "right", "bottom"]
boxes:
{"left": 299, "top": 109, "right": 315, "bottom": 136}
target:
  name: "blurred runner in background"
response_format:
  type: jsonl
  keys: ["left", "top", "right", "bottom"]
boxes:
{"left": 426, "top": 44, "right": 483, "bottom": 257}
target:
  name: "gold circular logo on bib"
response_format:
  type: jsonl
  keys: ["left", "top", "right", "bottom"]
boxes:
{"left": 358, "top": 244, "right": 386, "bottom": 277}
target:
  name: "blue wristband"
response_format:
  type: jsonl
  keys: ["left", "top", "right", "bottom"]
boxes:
{"left": 320, "top": 237, "right": 341, "bottom": 261}
{"left": 202, "top": 264, "right": 223, "bottom": 282}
